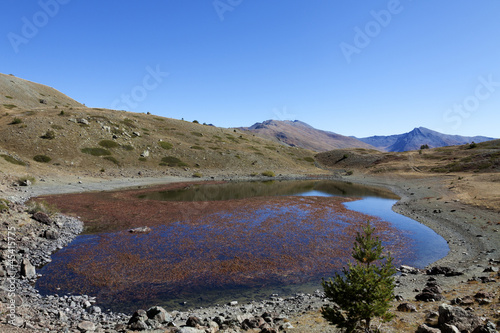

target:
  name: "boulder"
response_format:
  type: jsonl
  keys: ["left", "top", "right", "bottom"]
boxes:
{"left": 397, "top": 303, "right": 417, "bottom": 312}
{"left": 146, "top": 306, "right": 172, "bottom": 324}
{"left": 32, "top": 211, "right": 52, "bottom": 225}
{"left": 44, "top": 229, "right": 59, "bottom": 240}
{"left": 186, "top": 316, "right": 202, "bottom": 328}
{"left": 438, "top": 304, "right": 482, "bottom": 332}
{"left": 20, "top": 258, "right": 36, "bottom": 278}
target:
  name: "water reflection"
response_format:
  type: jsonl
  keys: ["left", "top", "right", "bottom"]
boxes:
{"left": 137, "top": 179, "right": 399, "bottom": 202}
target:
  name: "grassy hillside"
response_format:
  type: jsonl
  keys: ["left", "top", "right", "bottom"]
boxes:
{"left": 0, "top": 107, "right": 321, "bottom": 179}
{"left": 0, "top": 73, "right": 84, "bottom": 111}
{"left": 316, "top": 140, "right": 500, "bottom": 174}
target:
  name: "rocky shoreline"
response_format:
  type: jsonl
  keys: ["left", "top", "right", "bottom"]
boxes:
{"left": 1, "top": 173, "right": 499, "bottom": 332}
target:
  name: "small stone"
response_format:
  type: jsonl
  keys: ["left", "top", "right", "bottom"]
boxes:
{"left": 397, "top": 303, "right": 417, "bottom": 312}
{"left": 77, "top": 320, "right": 96, "bottom": 332}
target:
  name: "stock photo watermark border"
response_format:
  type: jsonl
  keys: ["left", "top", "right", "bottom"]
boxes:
{"left": 7, "top": 0, "right": 72, "bottom": 54}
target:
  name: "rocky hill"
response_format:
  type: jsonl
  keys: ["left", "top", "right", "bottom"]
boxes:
{"left": 0, "top": 73, "right": 84, "bottom": 111}
{"left": 239, "top": 120, "right": 375, "bottom": 152}
{"left": 0, "top": 75, "right": 322, "bottom": 180}
{"left": 358, "top": 127, "right": 495, "bottom": 152}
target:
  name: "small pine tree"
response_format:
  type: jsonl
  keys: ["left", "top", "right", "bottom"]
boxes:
{"left": 321, "top": 222, "right": 396, "bottom": 332}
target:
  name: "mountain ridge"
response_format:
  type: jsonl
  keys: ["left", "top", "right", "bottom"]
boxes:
{"left": 239, "top": 119, "right": 376, "bottom": 152}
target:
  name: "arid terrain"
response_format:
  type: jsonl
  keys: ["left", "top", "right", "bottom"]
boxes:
{"left": 0, "top": 75, "right": 499, "bottom": 332}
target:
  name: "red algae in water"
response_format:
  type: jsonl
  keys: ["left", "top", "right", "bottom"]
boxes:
{"left": 36, "top": 183, "right": 411, "bottom": 309}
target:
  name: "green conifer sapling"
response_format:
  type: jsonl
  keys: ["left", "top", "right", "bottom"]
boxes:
{"left": 321, "top": 221, "right": 396, "bottom": 332}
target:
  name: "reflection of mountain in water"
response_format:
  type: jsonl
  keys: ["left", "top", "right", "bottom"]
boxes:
{"left": 137, "top": 180, "right": 399, "bottom": 202}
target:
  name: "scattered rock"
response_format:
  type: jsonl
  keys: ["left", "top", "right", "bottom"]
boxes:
{"left": 426, "top": 266, "right": 463, "bottom": 277}
{"left": 77, "top": 320, "right": 96, "bottom": 332}
{"left": 397, "top": 303, "right": 417, "bottom": 312}
{"left": 129, "top": 226, "right": 152, "bottom": 233}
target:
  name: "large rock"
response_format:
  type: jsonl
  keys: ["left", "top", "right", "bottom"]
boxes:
{"left": 438, "top": 304, "right": 482, "bottom": 332}
{"left": 32, "top": 211, "right": 52, "bottom": 225}
{"left": 146, "top": 306, "right": 172, "bottom": 324}
{"left": 20, "top": 258, "right": 36, "bottom": 278}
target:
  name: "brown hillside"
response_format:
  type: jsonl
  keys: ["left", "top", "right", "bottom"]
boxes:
{"left": 0, "top": 73, "right": 85, "bottom": 112}
{"left": 0, "top": 108, "right": 321, "bottom": 180}
{"left": 239, "top": 120, "right": 376, "bottom": 152}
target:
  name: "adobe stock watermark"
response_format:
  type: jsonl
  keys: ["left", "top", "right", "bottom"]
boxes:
{"left": 213, "top": 0, "right": 243, "bottom": 22}
{"left": 6, "top": 226, "right": 18, "bottom": 325}
{"left": 272, "top": 106, "right": 296, "bottom": 121}
{"left": 340, "top": 0, "right": 410, "bottom": 64}
{"left": 443, "top": 75, "right": 499, "bottom": 130}
{"left": 110, "top": 65, "right": 169, "bottom": 111}
{"left": 7, "top": 0, "right": 71, "bottom": 54}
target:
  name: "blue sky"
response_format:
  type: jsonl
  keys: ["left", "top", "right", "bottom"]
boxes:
{"left": 2, "top": 1, "right": 499, "bottom": 137}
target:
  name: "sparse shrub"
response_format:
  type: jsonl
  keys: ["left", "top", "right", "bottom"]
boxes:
{"left": 51, "top": 124, "right": 64, "bottom": 130}
{"left": 5, "top": 96, "right": 13, "bottom": 99}
{"left": 138, "top": 157, "right": 147, "bottom": 162}
{"left": 59, "top": 110, "right": 65, "bottom": 116}
{"left": 41, "top": 130, "right": 56, "bottom": 139}
{"left": 261, "top": 171, "right": 275, "bottom": 177}
{"left": 121, "top": 118, "right": 136, "bottom": 128}
{"left": 303, "top": 157, "right": 315, "bottom": 163}
{"left": 10, "top": 117, "right": 22, "bottom": 124}
{"left": 161, "top": 156, "right": 188, "bottom": 167}
{"left": 3, "top": 104, "right": 17, "bottom": 110}
{"left": 420, "top": 144, "right": 429, "bottom": 150}
{"left": 346, "top": 170, "right": 353, "bottom": 176}
{"left": 81, "top": 148, "right": 112, "bottom": 156}
{"left": 192, "top": 172, "right": 203, "bottom": 178}
{"left": 26, "top": 200, "right": 58, "bottom": 216}
{"left": 103, "top": 156, "right": 120, "bottom": 166}
{"left": 191, "top": 131, "right": 203, "bottom": 137}
{"left": 468, "top": 141, "right": 477, "bottom": 149}
{"left": 191, "top": 145, "right": 204, "bottom": 150}
{"left": 322, "top": 222, "right": 396, "bottom": 332}
{"left": 159, "top": 141, "right": 173, "bottom": 150}
{"left": 0, "top": 198, "right": 10, "bottom": 211}
{"left": 1, "top": 154, "right": 26, "bottom": 166}
{"left": 121, "top": 145, "right": 134, "bottom": 151}
{"left": 250, "top": 172, "right": 258, "bottom": 177}
{"left": 192, "top": 120, "right": 199, "bottom": 124}
{"left": 100, "top": 168, "right": 105, "bottom": 172}
{"left": 33, "top": 155, "right": 52, "bottom": 163}
{"left": 99, "top": 140, "right": 119, "bottom": 148}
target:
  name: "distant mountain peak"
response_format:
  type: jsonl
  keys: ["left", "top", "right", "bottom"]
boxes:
{"left": 240, "top": 119, "right": 375, "bottom": 152}
{"left": 358, "top": 127, "right": 495, "bottom": 152}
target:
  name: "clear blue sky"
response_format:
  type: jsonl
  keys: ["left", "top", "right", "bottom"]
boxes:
{"left": 2, "top": 1, "right": 499, "bottom": 137}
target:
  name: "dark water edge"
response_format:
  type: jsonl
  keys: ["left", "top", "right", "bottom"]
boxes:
{"left": 36, "top": 180, "right": 448, "bottom": 313}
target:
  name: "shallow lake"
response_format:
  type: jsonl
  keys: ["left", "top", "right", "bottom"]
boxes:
{"left": 35, "top": 180, "right": 448, "bottom": 313}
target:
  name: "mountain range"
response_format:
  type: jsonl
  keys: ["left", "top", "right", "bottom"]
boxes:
{"left": 357, "top": 127, "right": 495, "bottom": 152}
{"left": 240, "top": 120, "right": 496, "bottom": 153}
{"left": 1, "top": 73, "right": 495, "bottom": 154}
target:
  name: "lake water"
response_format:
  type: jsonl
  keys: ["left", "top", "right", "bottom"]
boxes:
{"left": 35, "top": 180, "right": 448, "bottom": 313}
